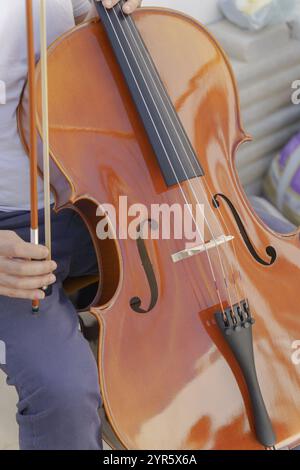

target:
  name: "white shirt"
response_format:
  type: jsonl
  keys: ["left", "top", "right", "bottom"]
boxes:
{"left": 0, "top": 0, "right": 91, "bottom": 212}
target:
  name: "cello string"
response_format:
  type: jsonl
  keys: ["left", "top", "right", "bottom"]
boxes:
{"left": 39, "top": 0, "right": 52, "bottom": 260}
{"left": 102, "top": 6, "right": 227, "bottom": 313}
{"left": 108, "top": 5, "right": 237, "bottom": 311}
{"left": 117, "top": 3, "right": 246, "bottom": 308}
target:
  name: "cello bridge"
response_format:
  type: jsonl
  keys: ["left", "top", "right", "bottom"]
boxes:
{"left": 171, "top": 235, "right": 234, "bottom": 263}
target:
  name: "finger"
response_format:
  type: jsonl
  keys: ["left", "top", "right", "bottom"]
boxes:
{"left": 0, "top": 285, "right": 45, "bottom": 301}
{"left": 0, "top": 272, "right": 56, "bottom": 291}
{"left": 0, "top": 258, "right": 57, "bottom": 277}
{"left": 122, "top": 0, "right": 141, "bottom": 14}
{"left": 101, "top": 0, "right": 120, "bottom": 9}
{"left": 3, "top": 240, "right": 49, "bottom": 260}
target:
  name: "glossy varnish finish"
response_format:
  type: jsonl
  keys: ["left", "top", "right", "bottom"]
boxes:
{"left": 19, "top": 8, "right": 300, "bottom": 449}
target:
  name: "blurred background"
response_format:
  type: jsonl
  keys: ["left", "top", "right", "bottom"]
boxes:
{"left": 1, "top": 0, "right": 300, "bottom": 450}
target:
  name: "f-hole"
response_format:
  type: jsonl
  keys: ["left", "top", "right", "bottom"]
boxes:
{"left": 213, "top": 194, "right": 277, "bottom": 266}
{"left": 130, "top": 219, "right": 158, "bottom": 314}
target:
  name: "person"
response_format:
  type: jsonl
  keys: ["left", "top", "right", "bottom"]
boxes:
{"left": 0, "top": 0, "right": 141, "bottom": 450}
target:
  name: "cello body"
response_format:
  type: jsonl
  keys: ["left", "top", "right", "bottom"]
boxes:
{"left": 19, "top": 7, "right": 300, "bottom": 450}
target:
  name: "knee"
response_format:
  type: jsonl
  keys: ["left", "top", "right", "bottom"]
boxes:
{"left": 42, "top": 363, "right": 102, "bottom": 415}
{"left": 17, "top": 354, "right": 101, "bottom": 419}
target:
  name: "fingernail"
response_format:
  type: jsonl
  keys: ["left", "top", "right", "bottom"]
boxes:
{"left": 36, "top": 291, "right": 45, "bottom": 300}
{"left": 49, "top": 275, "right": 56, "bottom": 283}
{"left": 51, "top": 261, "right": 57, "bottom": 270}
{"left": 105, "top": 0, "right": 112, "bottom": 6}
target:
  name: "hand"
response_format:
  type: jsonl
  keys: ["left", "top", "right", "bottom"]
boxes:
{"left": 100, "top": 0, "right": 142, "bottom": 15}
{"left": 0, "top": 231, "right": 57, "bottom": 301}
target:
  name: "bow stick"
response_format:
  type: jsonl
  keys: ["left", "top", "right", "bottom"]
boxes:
{"left": 39, "top": 0, "right": 52, "bottom": 265}
{"left": 26, "top": 0, "right": 52, "bottom": 313}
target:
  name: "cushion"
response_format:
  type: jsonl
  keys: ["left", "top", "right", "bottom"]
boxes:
{"left": 263, "top": 130, "right": 300, "bottom": 226}
{"left": 249, "top": 196, "right": 296, "bottom": 233}
{"left": 219, "top": 0, "right": 297, "bottom": 31}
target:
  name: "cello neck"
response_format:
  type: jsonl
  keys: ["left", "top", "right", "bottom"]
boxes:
{"left": 94, "top": 0, "right": 204, "bottom": 187}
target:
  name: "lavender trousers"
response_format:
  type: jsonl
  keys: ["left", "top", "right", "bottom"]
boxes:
{"left": 0, "top": 208, "right": 102, "bottom": 450}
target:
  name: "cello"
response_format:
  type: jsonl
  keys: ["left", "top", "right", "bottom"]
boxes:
{"left": 19, "top": 0, "right": 300, "bottom": 450}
